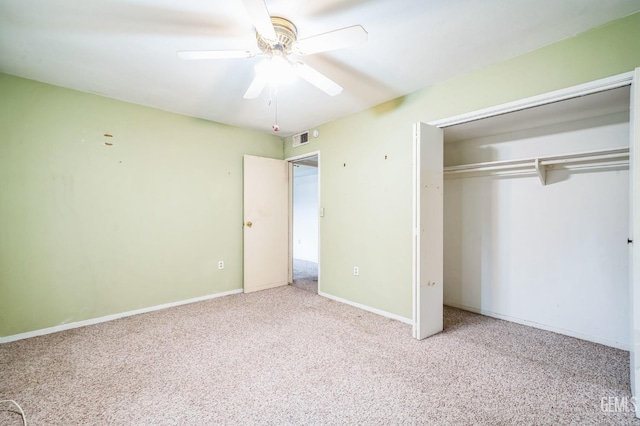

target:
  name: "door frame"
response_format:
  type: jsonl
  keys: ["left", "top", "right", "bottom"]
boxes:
{"left": 285, "top": 151, "right": 321, "bottom": 291}
{"left": 428, "top": 72, "right": 634, "bottom": 129}
{"left": 416, "top": 69, "right": 637, "bottom": 401}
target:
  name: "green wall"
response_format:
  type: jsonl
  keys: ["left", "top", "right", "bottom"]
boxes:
{"left": 0, "top": 74, "right": 282, "bottom": 337}
{"left": 284, "top": 12, "right": 640, "bottom": 320}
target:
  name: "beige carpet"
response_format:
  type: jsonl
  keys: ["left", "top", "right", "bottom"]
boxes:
{"left": 1, "top": 286, "right": 638, "bottom": 425}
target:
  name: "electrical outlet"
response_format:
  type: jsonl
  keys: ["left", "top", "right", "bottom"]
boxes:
{"left": 353, "top": 266, "right": 359, "bottom": 276}
{"left": 218, "top": 260, "right": 224, "bottom": 270}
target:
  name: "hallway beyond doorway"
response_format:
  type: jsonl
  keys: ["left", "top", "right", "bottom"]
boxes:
{"left": 291, "top": 258, "right": 318, "bottom": 293}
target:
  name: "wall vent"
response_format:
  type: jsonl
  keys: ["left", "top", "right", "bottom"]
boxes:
{"left": 292, "top": 131, "right": 310, "bottom": 147}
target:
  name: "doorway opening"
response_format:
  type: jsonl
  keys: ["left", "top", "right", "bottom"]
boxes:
{"left": 289, "top": 154, "right": 319, "bottom": 293}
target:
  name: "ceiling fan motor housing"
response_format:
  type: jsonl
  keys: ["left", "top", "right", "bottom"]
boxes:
{"left": 257, "top": 17, "right": 298, "bottom": 56}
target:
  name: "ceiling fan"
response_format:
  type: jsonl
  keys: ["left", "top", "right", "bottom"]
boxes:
{"left": 177, "top": 0, "right": 368, "bottom": 99}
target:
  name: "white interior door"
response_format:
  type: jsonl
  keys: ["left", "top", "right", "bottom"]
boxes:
{"left": 243, "top": 155, "right": 289, "bottom": 293}
{"left": 413, "top": 122, "right": 444, "bottom": 339}
{"left": 630, "top": 67, "right": 640, "bottom": 412}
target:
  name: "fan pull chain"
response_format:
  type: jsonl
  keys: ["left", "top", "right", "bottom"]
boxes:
{"left": 270, "top": 85, "right": 280, "bottom": 132}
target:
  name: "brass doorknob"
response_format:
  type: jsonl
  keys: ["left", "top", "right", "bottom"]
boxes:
{"left": 246, "top": 221, "right": 252, "bottom": 228}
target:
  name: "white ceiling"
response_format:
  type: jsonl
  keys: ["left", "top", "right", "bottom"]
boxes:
{"left": 1, "top": 0, "right": 639, "bottom": 136}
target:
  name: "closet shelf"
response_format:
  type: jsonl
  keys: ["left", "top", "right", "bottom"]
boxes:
{"left": 443, "top": 147, "right": 629, "bottom": 185}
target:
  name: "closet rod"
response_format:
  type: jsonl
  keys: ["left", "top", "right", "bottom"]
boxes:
{"left": 444, "top": 147, "right": 629, "bottom": 174}
{"left": 445, "top": 162, "right": 534, "bottom": 174}
{"left": 443, "top": 147, "right": 629, "bottom": 185}
{"left": 540, "top": 152, "right": 628, "bottom": 166}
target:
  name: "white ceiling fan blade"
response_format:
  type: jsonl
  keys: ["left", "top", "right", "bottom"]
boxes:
{"left": 177, "top": 50, "right": 256, "bottom": 60}
{"left": 241, "top": 0, "right": 276, "bottom": 40}
{"left": 244, "top": 65, "right": 269, "bottom": 99}
{"left": 294, "top": 25, "right": 368, "bottom": 55}
{"left": 294, "top": 62, "right": 342, "bottom": 96}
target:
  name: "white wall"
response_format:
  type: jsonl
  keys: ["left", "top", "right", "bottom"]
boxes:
{"left": 293, "top": 165, "right": 318, "bottom": 262}
{"left": 443, "top": 112, "right": 630, "bottom": 349}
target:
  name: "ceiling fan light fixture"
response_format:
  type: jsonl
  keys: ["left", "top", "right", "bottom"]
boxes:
{"left": 257, "top": 55, "right": 295, "bottom": 87}
{"left": 179, "top": 1, "right": 367, "bottom": 103}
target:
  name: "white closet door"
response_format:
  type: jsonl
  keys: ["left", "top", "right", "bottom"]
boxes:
{"left": 630, "top": 67, "right": 640, "bottom": 413}
{"left": 413, "top": 122, "right": 444, "bottom": 340}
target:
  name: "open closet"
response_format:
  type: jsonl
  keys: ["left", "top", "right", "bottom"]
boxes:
{"left": 442, "top": 86, "right": 631, "bottom": 349}
{"left": 413, "top": 68, "right": 640, "bottom": 413}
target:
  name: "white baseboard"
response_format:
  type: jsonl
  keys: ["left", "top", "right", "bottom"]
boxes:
{"left": 444, "top": 302, "right": 629, "bottom": 351}
{"left": 318, "top": 291, "right": 413, "bottom": 325}
{"left": 0, "top": 289, "right": 243, "bottom": 344}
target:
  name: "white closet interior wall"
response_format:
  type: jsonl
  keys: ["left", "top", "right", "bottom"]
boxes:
{"left": 443, "top": 91, "right": 631, "bottom": 349}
